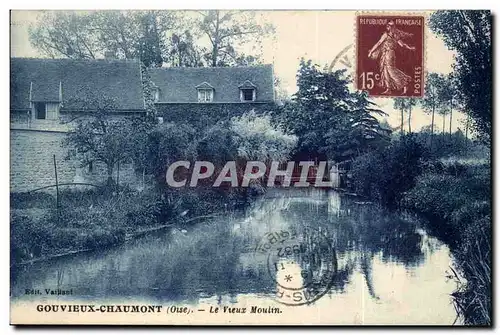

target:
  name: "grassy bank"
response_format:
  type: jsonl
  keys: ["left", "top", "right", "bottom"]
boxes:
{"left": 10, "top": 185, "right": 261, "bottom": 266}
{"left": 403, "top": 161, "right": 491, "bottom": 325}
{"left": 350, "top": 134, "right": 491, "bottom": 325}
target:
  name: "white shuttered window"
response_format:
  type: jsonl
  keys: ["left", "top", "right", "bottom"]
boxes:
{"left": 197, "top": 89, "right": 214, "bottom": 102}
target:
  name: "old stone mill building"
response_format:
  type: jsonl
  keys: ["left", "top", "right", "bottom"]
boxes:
{"left": 10, "top": 58, "right": 275, "bottom": 193}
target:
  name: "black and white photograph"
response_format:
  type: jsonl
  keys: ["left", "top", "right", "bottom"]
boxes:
{"left": 9, "top": 9, "right": 492, "bottom": 326}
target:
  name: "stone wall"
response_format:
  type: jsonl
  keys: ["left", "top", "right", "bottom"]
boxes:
{"left": 10, "top": 129, "right": 76, "bottom": 193}
{"left": 10, "top": 111, "right": 141, "bottom": 193}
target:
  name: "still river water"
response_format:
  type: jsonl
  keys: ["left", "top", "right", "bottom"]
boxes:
{"left": 11, "top": 189, "right": 458, "bottom": 324}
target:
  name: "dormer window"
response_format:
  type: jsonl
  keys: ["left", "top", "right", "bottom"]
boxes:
{"left": 195, "top": 82, "right": 214, "bottom": 103}
{"left": 238, "top": 80, "right": 257, "bottom": 102}
{"left": 152, "top": 85, "right": 161, "bottom": 102}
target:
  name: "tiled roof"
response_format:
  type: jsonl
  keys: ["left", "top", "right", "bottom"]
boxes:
{"left": 149, "top": 65, "right": 274, "bottom": 103}
{"left": 10, "top": 58, "right": 145, "bottom": 110}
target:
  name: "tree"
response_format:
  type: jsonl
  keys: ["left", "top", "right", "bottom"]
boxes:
{"left": 63, "top": 92, "right": 135, "bottom": 186}
{"left": 421, "top": 73, "right": 445, "bottom": 149}
{"left": 279, "top": 59, "right": 388, "bottom": 162}
{"left": 393, "top": 98, "right": 418, "bottom": 135}
{"left": 437, "top": 102, "right": 448, "bottom": 135}
{"left": 439, "top": 74, "right": 460, "bottom": 136}
{"left": 430, "top": 10, "right": 492, "bottom": 144}
{"left": 167, "top": 30, "right": 206, "bottom": 67}
{"left": 465, "top": 114, "right": 471, "bottom": 142}
{"left": 29, "top": 11, "right": 176, "bottom": 66}
{"left": 29, "top": 10, "right": 272, "bottom": 69}
{"left": 231, "top": 111, "right": 297, "bottom": 162}
{"left": 29, "top": 12, "right": 99, "bottom": 59}
{"left": 195, "top": 10, "right": 274, "bottom": 67}
{"left": 135, "top": 11, "right": 166, "bottom": 67}
{"left": 196, "top": 123, "right": 238, "bottom": 166}
{"left": 324, "top": 91, "right": 389, "bottom": 160}
{"left": 145, "top": 122, "right": 198, "bottom": 188}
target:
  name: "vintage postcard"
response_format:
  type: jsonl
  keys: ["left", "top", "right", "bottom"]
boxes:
{"left": 10, "top": 10, "right": 492, "bottom": 325}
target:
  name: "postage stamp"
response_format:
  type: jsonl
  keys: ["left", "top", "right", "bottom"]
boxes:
{"left": 255, "top": 227, "right": 337, "bottom": 306}
{"left": 356, "top": 14, "right": 425, "bottom": 97}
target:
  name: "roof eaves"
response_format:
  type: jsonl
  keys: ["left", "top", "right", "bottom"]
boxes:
{"left": 238, "top": 80, "right": 257, "bottom": 88}
{"left": 195, "top": 82, "right": 215, "bottom": 89}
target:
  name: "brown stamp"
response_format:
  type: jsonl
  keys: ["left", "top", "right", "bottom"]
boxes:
{"left": 356, "top": 14, "right": 425, "bottom": 97}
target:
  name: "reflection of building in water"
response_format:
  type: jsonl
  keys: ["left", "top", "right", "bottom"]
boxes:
{"left": 328, "top": 191, "right": 351, "bottom": 217}
{"left": 330, "top": 164, "right": 341, "bottom": 188}
{"left": 328, "top": 191, "right": 341, "bottom": 216}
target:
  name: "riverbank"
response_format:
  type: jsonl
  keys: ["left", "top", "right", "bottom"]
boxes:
{"left": 403, "top": 160, "right": 491, "bottom": 325}
{"left": 350, "top": 135, "right": 491, "bottom": 325}
{"left": 10, "top": 186, "right": 260, "bottom": 267}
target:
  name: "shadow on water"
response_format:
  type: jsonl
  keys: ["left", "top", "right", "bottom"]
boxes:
{"left": 11, "top": 188, "right": 457, "bottom": 322}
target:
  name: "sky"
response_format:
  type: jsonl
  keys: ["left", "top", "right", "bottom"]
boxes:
{"left": 10, "top": 10, "right": 464, "bottom": 133}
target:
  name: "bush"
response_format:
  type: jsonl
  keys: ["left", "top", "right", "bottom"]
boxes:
{"left": 413, "top": 130, "right": 489, "bottom": 161}
{"left": 351, "top": 135, "right": 426, "bottom": 207}
{"left": 125, "top": 197, "right": 165, "bottom": 226}
{"left": 403, "top": 174, "right": 468, "bottom": 221}
{"left": 10, "top": 214, "right": 50, "bottom": 263}
{"left": 404, "top": 163, "right": 490, "bottom": 220}
{"left": 11, "top": 192, "right": 55, "bottom": 209}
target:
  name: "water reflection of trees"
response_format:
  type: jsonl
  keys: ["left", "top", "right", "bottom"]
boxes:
{"left": 12, "top": 190, "right": 429, "bottom": 304}
{"left": 276, "top": 191, "right": 426, "bottom": 298}
{"left": 281, "top": 198, "right": 425, "bottom": 266}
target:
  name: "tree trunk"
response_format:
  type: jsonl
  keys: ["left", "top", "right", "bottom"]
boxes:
{"left": 430, "top": 107, "right": 435, "bottom": 148}
{"left": 465, "top": 114, "right": 470, "bottom": 149}
{"left": 211, "top": 11, "right": 220, "bottom": 67}
{"left": 442, "top": 114, "right": 446, "bottom": 134}
{"left": 408, "top": 108, "right": 412, "bottom": 134}
{"left": 449, "top": 106, "right": 453, "bottom": 136}
{"left": 400, "top": 109, "right": 404, "bottom": 136}
{"left": 211, "top": 45, "right": 218, "bottom": 67}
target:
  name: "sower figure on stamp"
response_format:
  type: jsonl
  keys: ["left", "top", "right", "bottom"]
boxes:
{"left": 367, "top": 20, "right": 416, "bottom": 95}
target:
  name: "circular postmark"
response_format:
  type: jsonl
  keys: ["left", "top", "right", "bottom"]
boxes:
{"left": 328, "top": 43, "right": 354, "bottom": 73}
{"left": 255, "top": 226, "right": 337, "bottom": 306}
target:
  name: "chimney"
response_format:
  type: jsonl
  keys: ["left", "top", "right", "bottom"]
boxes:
{"left": 104, "top": 51, "right": 116, "bottom": 60}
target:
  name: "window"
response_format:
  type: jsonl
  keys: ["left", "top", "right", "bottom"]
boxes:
{"left": 240, "top": 88, "right": 255, "bottom": 102}
{"left": 196, "top": 82, "right": 215, "bottom": 102}
{"left": 33, "top": 102, "right": 59, "bottom": 120}
{"left": 152, "top": 87, "right": 160, "bottom": 102}
{"left": 198, "top": 89, "right": 214, "bottom": 103}
{"left": 238, "top": 80, "right": 257, "bottom": 102}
